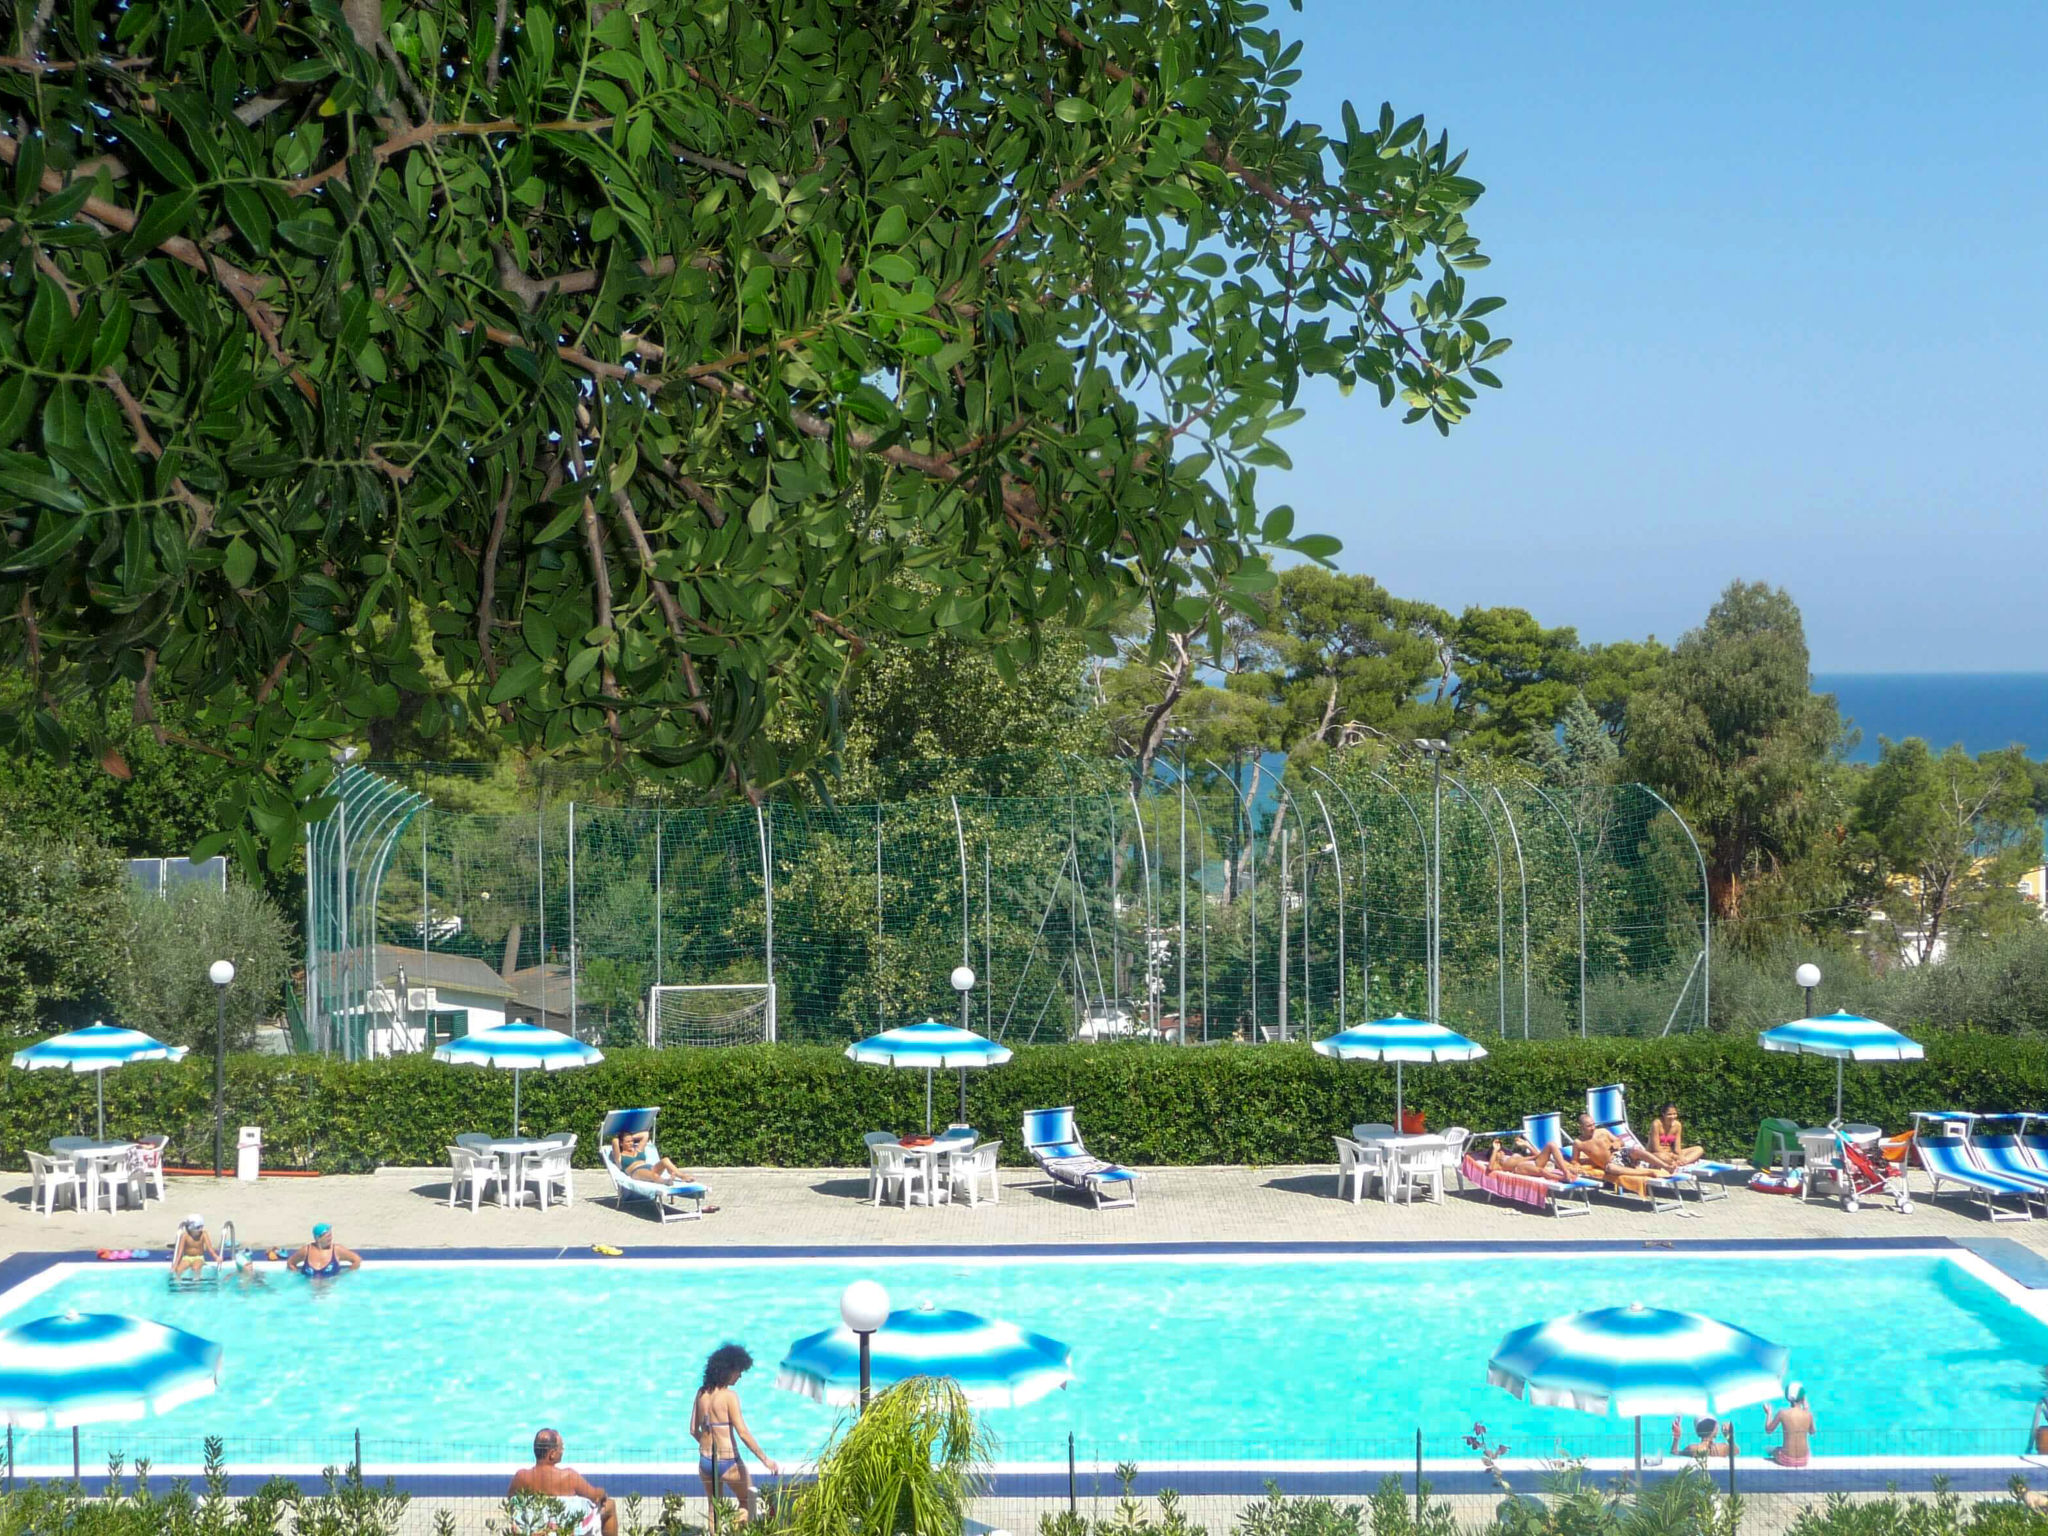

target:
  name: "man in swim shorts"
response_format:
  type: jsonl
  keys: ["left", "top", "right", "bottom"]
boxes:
{"left": 1765, "top": 1381, "right": 1814, "bottom": 1467}
{"left": 510, "top": 1428, "right": 617, "bottom": 1536}
{"left": 170, "top": 1214, "right": 219, "bottom": 1279}
{"left": 286, "top": 1222, "right": 362, "bottom": 1276}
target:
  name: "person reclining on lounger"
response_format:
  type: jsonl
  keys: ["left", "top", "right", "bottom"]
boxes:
{"left": 1571, "top": 1113, "right": 1665, "bottom": 1173}
{"left": 612, "top": 1128, "right": 694, "bottom": 1186}
{"left": 1489, "top": 1140, "right": 1576, "bottom": 1182}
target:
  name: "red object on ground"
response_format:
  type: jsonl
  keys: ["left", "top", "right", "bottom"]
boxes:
{"left": 160, "top": 1167, "right": 321, "bottom": 1177}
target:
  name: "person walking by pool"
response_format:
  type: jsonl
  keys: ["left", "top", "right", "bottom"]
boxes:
{"left": 1764, "top": 1381, "right": 1814, "bottom": 1467}
{"left": 693, "top": 1344, "right": 778, "bottom": 1527}
{"left": 510, "top": 1428, "right": 617, "bottom": 1536}
{"left": 1651, "top": 1104, "right": 1704, "bottom": 1171}
{"left": 286, "top": 1222, "right": 361, "bottom": 1277}
{"left": 170, "top": 1214, "right": 218, "bottom": 1280}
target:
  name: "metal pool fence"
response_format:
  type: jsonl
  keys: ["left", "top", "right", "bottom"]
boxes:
{"left": 301, "top": 753, "right": 1711, "bottom": 1059}
{"left": 8, "top": 1424, "right": 2047, "bottom": 1536}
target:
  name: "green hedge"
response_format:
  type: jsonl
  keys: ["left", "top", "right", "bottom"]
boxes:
{"left": 8, "top": 1035, "right": 2048, "bottom": 1174}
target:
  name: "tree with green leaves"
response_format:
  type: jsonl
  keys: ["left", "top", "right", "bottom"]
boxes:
{"left": 111, "top": 879, "right": 293, "bottom": 1049}
{"left": 1449, "top": 603, "right": 1583, "bottom": 753}
{"left": 1851, "top": 739, "right": 2041, "bottom": 964}
{"left": 1623, "top": 581, "right": 1840, "bottom": 918}
{"left": 0, "top": 826, "right": 126, "bottom": 1033}
{"left": 0, "top": 0, "right": 1507, "bottom": 871}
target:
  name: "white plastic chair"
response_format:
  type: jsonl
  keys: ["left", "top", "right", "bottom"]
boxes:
{"left": 1386, "top": 1144, "right": 1447, "bottom": 1205}
{"left": 1332, "top": 1136, "right": 1374, "bottom": 1204}
{"left": 448, "top": 1146, "right": 502, "bottom": 1211}
{"left": 948, "top": 1141, "right": 1002, "bottom": 1207}
{"left": 869, "top": 1143, "right": 929, "bottom": 1208}
{"left": 522, "top": 1146, "right": 575, "bottom": 1210}
{"left": 26, "top": 1151, "right": 81, "bottom": 1216}
{"left": 91, "top": 1151, "right": 141, "bottom": 1213}
{"left": 863, "top": 1132, "right": 898, "bottom": 1200}
{"left": 134, "top": 1136, "right": 169, "bottom": 1201}
{"left": 1439, "top": 1127, "right": 1471, "bottom": 1191}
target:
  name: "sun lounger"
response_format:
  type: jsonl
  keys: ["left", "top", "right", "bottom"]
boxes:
{"left": 1022, "top": 1106, "right": 1139, "bottom": 1209}
{"left": 1527, "top": 1108, "right": 1685, "bottom": 1214}
{"left": 598, "top": 1107, "right": 708, "bottom": 1222}
{"left": 1586, "top": 1083, "right": 1732, "bottom": 1202}
{"left": 1462, "top": 1138, "right": 1596, "bottom": 1218}
{"left": 1962, "top": 1118, "right": 2048, "bottom": 1197}
{"left": 1912, "top": 1112, "right": 2036, "bottom": 1222}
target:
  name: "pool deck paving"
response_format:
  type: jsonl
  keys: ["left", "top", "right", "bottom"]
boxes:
{"left": 8, "top": 1160, "right": 2048, "bottom": 1258}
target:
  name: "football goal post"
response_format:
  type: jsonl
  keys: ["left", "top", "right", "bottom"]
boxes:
{"left": 646, "top": 983, "right": 777, "bottom": 1047}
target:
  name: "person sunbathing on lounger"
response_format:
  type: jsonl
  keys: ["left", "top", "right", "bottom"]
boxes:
{"left": 612, "top": 1128, "right": 694, "bottom": 1185}
{"left": 1653, "top": 1104, "right": 1704, "bottom": 1170}
{"left": 1489, "top": 1140, "right": 1575, "bottom": 1181}
{"left": 1573, "top": 1113, "right": 1663, "bottom": 1172}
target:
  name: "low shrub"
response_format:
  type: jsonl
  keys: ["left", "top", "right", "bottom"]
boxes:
{"left": 7, "top": 1032, "right": 2048, "bottom": 1174}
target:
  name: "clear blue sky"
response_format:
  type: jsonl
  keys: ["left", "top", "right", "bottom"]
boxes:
{"left": 1262, "top": 3, "right": 2048, "bottom": 671}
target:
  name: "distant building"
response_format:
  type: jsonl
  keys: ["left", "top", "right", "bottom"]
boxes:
{"left": 335, "top": 946, "right": 522, "bottom": 1056}
{"left": 127, "top": 855, "right": 226, "bottom": 896}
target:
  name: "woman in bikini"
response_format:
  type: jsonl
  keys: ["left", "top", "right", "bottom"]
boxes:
{"left": 613, "top": 1129, "right": 694, "bottom": 1185}
{"left": 1653, "top": 1104, "right": 1704, "bottom": 1169}
{"left": 693, "top": 1344, "right": 776, "bottom": 1526}
{"left": 1489, "top": 1139, "right": 1575, "bottom": 1182}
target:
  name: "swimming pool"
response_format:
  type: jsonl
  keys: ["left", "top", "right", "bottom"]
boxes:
{"left": 3, "top": 1245, "right": 2044, "bottom": 1476}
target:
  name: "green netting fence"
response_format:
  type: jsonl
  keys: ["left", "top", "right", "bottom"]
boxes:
{"left": 299, "top": 755, "right": 1708, "bottom": 1056}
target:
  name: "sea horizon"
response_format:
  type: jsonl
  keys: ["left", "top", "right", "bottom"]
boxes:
{"left": 1812, "top": 671, "right": 2048, "bottom": 762}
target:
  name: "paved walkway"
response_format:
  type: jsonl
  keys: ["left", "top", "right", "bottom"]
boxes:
{"left": 6, "top": 1162, "right": 2044, "bottom": 1254}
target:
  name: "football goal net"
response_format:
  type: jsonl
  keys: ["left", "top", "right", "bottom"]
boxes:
{"left": 647, "top": 983, "right": 777, "bottom": 1047}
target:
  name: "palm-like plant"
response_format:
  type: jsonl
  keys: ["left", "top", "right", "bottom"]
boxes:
{"left": 783, "top": 1376, "right": 992, "bottom": 1536}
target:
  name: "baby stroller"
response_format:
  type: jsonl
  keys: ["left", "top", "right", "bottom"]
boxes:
{"left": 1830, "top": 1128, "right": 1913, "bottom": 1213}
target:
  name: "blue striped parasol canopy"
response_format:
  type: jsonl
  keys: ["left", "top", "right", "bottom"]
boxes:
{"left": 846, "top": 1020, "right": 1013, "bottom": 1133}
{"left": 0, "top": 1311, "right": 224, "bottom": 1428}
{"left": 433, "top": 1020, "right": 602, "bottom": 1136}
{"left": 1759, "top": 1011, "right": 1924, "bottom": 1123}
{"left": 1312, "top": 1015, "right": 1486, "bottom": 1128}
{"left": 11, "top": 1022, "right": 189, "bottom": 1138}
{"left": 777, "top": 1303, "right": 1071, "bottom": 1409}
{"left": 1488, "top": 1303, "right": 1788, "bottom": 1473}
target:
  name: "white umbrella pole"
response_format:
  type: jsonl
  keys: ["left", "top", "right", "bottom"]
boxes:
{"left": 1395, "top": 1062, "right": 1404, "bottom": 1128}
{"left": 95, "top": 1069, "right": 105, "bottom": 1140}
{"left": 925, "top": 1068, "right": 934, "bottom": 1134}
{"left": 512, "top": 1068, "right": 522, "bottom": 1137}
{"left": 958, "top": 1066, "right": 968, "bottom": 1125}
{"left": 1634, "top": 1416, "right": 1642, "bottom": 1480}
{"left": 1835, "top": 1058, "right": 1844, "bottom": 1125}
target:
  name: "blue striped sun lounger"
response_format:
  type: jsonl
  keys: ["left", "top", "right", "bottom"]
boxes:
{"left": 598, "top": 1107, "right": 708, "bottom": 1222}
{"left": 1912, "top": 1114, "right": 2038, "bottom": 1223}
{"left": 1021, "top": 1107, "right": 1139, "bottom": 1210}
{"left": 1966, "top": 1121, "right": 2048, "bottom": 1196}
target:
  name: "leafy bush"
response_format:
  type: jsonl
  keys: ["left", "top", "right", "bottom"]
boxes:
{"left": 0, "top": 827, "right": 127, "bottom": 1033}
{"left": 1784, "top": 1481, "right": 2048, "bottom": 1536}
{"left": 6, "top": 1031, "right": 2048, "bottom": 1173}
{"left": 110, "top": 883, "right": 293, "bottom": 1053}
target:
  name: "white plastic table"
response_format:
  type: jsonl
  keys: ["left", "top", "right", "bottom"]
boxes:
{"left": 485, "top": 1138, "right": 557, "bottom": 1208}
{"left": 53, "top": 1140, "right": 135, "bottom": 1213}
{"left": 1351, "top": 1130, "right": 1453, "bottom": 1203}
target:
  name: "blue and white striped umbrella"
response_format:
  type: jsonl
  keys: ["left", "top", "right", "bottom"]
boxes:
{"left": 11, "top": 1023, "right": 189, "bottom": 1139}
{"left": 777, "top": 1305, "right": 1071, "bottom": 1409}
{"left": 1488, "top": 1304, "right": 1789, "bottom": 1419}
{"left": 0, "top": 1312, "right": 224, "bottom": 1428}
{"left": 1312, "top": 1015, "right": 1486, "bottom": 1127}
{"left": 846, "top": 1021, "right": 1012, "bottom": 1133}
{"left": 434, "top": 1021, "right": 602, "bottom": 1136}
{"left": 1759, "top": 1011, "right": 1923, "bottom": 1122}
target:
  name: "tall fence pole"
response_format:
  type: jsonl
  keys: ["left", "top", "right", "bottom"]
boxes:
{"left": 567, "top": 800, "right": 578, "bottom": 1038}
{"left": 1205, "top": 759, "right": 1257, "bottom": 1041}
{"left": 757, "top": 804, "right": 776, "bottom": 1042}
{"left": 536, "top": 790, "right": 546, "bottom": 1024}
{"left": 1307, "top": 763, "right": 1369, "bottom": 1020}
{"left": 1524, "top": 780, "right": 1588, "bottom": 1037}
{"left": 654, "top": 797, "right": 664, "bottom": 988}
{"left": 1311, "top": 788, "right": 1345, "bottom": 1032}
{"left": 1638, "top": 782, "right": 1713, "bottom": 1032}
{"left": 1449, "top": 775, "right": 1508, "bottom": 1040}
{"left": 1494, "top": 786, "right": 1532, "bottom": 1039}
{"left": 983, "top": 842, "right": 993, "bottom": 1033}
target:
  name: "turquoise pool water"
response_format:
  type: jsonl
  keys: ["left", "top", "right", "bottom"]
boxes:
{"left": 4, "top": 1251, "right": 2044, "bottom": 1466}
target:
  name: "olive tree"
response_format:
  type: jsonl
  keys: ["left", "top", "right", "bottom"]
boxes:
{"left": 0, "top": 0, "right": 1507, "bottom": 867}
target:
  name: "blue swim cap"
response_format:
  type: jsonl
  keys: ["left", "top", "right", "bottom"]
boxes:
{"left": 312, "top": 1222, "right": 331, "bottom": 1239}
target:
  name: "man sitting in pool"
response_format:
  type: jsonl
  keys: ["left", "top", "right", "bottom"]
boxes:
{"left": 286, "top": 1222, "right": 362, "bottom": 1276}
{"left": 510, "top": 1428, "right": 617, "bottom": 1536}
{"left": 611, "top": 1127, "right": 694, "bottom": 1186}
{"left": 1672, "top": 1415, "right": 1734, "bottom": 1460}
{"left": 170, "top": 1214, "right": 219, "bottom": 1280}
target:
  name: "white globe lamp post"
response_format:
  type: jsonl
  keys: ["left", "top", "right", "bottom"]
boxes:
{"left": 840, "top": 1280, "right": 892, "bottom": 1409}
{"left": 208, "top": 960, "right": 236, "bottom": 1177}
{"left": 1794, "top": 962, "right": 1821, "bottom": 1018}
